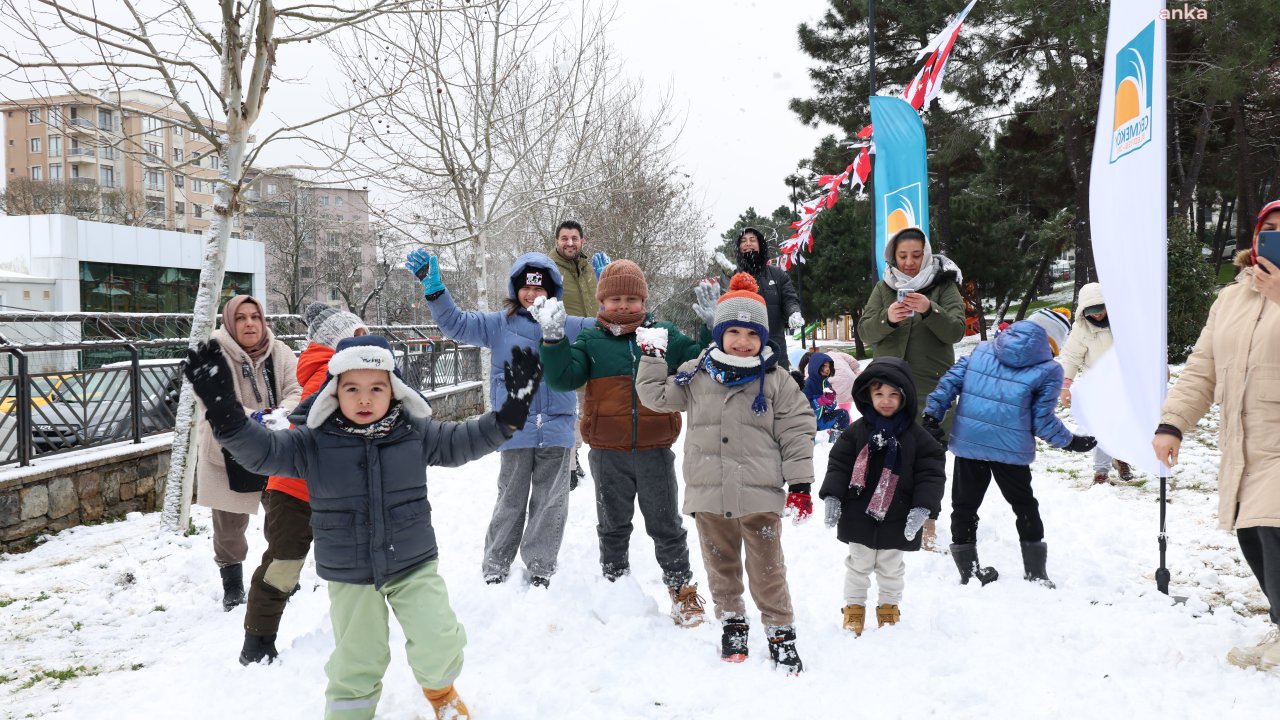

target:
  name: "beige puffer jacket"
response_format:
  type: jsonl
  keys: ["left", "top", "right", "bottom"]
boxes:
{"left": 1059, "top": 282, "right": 1113, "bottom": 381}
{"left": 1160, "top": 253, "right": 1280, "bottom": 530}
{"left": 635, "top": 351, "right": 815, "bottom": 518}
{"left": 194, "top": 327, "right": 302, "bottom": 515}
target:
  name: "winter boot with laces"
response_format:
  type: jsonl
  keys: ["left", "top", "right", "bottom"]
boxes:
{"left": 424, "top": 685, "right": 470, "bottom": 720}
{"left": 668, "top": 584, "right": 706, "bottom": 627}
{"left": 1020, "top": 541, "right": 1056, "bottom": 588}
{"left": 1093, "top": 470, "right": 1110, "bottom": 485}
{"left": 765, "top": 625, "right": 804, "bottom": 675}
{"left": 876, "top": 604, "right": 900, "bottom": 628}
{"left": 239, "top": 632, "right": 279, "bottom": 666}
{"left": 950, "top": 543, "right": 998, "bottom": 586}
{"left": 720, "top": 615, "right": 749, "bottom": 662}
{"left": 841, "top": 604, "right": 865, "bottom": 636}
{"left": 220, "top": 563, "right": 245, "bottom": 611}
{"left": 1227, "top": 626, "right": 1280, "bottom": 669}
{"left": 1113, "top": 459, "right": 1135, "bottom": 482}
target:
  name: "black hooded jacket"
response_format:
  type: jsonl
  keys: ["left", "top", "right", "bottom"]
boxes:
{"left": 724, "top": 234, "right": 802, "bottom": 368}
{"left": 818, "top": 357, "right": 946, "bottom": 550}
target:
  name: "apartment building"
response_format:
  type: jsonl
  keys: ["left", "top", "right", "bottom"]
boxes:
{"left": 2, "top": 89, "right": 223, "bottom": 234}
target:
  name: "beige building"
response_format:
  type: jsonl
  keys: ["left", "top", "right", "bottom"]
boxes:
{"left": 3, "top": 89, "right": 223, "bottom": 234}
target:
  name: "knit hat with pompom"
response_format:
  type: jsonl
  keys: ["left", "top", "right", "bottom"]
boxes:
{"left": 1027, "top": 307, "right": 1072, "bottom": 356}
{"left": 713, "top": 273, "right": 770, "bottom": 350}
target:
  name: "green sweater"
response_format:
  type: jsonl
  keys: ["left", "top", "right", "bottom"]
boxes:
{"left": 857, "top": 275, "right": 967, "bottom": 401}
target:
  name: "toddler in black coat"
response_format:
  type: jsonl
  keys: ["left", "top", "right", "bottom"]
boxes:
{"left": 819, "top": 357, "right": 945, "bottom": 635}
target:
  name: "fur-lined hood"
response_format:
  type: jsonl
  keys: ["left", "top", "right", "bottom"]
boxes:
{"left": 1234, "top": 249, "right": 1255, "bottom": 269}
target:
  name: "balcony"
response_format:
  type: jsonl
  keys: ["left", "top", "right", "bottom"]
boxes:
{"left": 98, "top": 147, "right": 118, "bottom": 161}
{"left": 66, "top": 117, "right": 96, "bottom": 134}
{"left": 66, "top": 147, "right": 96, "bottom": 159}
{"left": 70, "top": 177, "right": 97, "bottom": 186}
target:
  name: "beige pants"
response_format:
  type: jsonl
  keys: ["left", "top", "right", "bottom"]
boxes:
{"left": 844, "top": 543, "right": 906, "bottom": 606}
{"left": 694, "top": 512, "right": 794, "bottom": 627}
{"left": 212, "top": 508, "right": 251, "bottom": 567}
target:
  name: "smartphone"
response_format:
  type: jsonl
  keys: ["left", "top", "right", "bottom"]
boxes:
{"left": 897, "top": 288, "right": 915, "bottom": 317}
{"left": 1259, "top": 231, "right": 1280, "bottom": 274}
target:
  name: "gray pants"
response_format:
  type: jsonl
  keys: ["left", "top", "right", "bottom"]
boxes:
{"left": 590, "top": 448, "right": 692, "bottom": 589}
{"left": 212, "top": 508, "right": 252, "bottom": 567}
{"left": 482, "top": 447, "right": 573, "bottom": 579}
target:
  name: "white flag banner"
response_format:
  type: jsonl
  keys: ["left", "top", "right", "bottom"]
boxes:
{"left": 1072, "top": 2, "right": 1167, "bottom": 476}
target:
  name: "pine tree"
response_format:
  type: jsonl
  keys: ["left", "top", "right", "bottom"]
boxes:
{"left": 1166, "top": 217, "right": 1216, "bottom": 363}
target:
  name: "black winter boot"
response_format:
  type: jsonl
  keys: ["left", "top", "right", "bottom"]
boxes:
{"left": 220, "top": 564, "right": 245, "bottom": 611}
{"left": 950, "top": 543, "right": 998, "bottom": 586}
{"left": 1020, "top": 541, "right": 1056, "bottom": 588}
{"left": 239, "top": 632, "right": 278, "bottom": 666}
{"left": 765, "top": 625, "right": 803, "bottom": 675}
{"left": 720, "top": 615, "right": 749, "bottom": 663}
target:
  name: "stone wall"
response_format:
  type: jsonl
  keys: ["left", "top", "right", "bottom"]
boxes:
{"left": 0, "top": 442, "right": 168, "bottom": 553}
{"left": 425, "top": 382, "right": 485, "bottom": 421}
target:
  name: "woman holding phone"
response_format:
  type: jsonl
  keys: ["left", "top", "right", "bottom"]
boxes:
{"left": 858, "top": 226, "right": 966, "bottom": 551}
{"left": 1154, "top": 200, "right": 1280, "bottom": 672}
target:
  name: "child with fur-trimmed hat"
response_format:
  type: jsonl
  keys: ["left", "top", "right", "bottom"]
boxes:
{"left": 922, "top": 309, "right": 1096, "bottom": 589}
{"left": 532, "top": 259, "right": 709, "bottom": 627}
{"left": 183, "top": 333, "right": 543, "bottom": 720}
{"left": 635, "top": 273, "right": 814, "bottom": 673}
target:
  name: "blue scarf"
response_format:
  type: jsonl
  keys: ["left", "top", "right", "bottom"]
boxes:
{"left": 675, "top": 347, "right": 778, "bottom": 415}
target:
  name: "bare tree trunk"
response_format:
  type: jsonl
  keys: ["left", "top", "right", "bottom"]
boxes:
{"left": 1233, "top": 96, "right": 1257, "bottom": 252}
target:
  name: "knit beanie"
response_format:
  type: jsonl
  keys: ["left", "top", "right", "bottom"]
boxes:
{"left": 595, "top": 259, "right": 648, "bottom": 302}
{"left": 713, "top": 273, "right": 770, "bottom": 350}
{"left": 303, "top": 302, "right": 369, "bottom": 349}
{"left": 512, "top": 266, "right": 558, "bottom": 299}
{"left": 1027, "top": 307, "right": 1072, "bottom": 356}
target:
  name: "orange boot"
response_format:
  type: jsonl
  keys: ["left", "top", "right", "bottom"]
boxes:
{"left": 424, "top": 685, "right": 471, "bottom": 720}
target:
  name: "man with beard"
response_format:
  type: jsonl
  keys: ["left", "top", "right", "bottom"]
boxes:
{"left": 550, "top": 219, "right": 597, "bottom": 487}
{"left": 715, "top": 227, "right": 804, "bottom": 368}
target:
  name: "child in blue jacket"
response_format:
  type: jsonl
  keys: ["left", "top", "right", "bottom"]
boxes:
{"left": 803, "top": 352, "right": 850, "bottom": 439}
{"left": 922, "top": 309, "right": 1096, "bottom": 588}
{"left": 410, "top": 249, "right": 593, "bottom": 588}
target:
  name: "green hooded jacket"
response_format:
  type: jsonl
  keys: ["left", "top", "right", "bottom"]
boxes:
{"left": 550, "top": 248, "right": 598, "bottom": 318}
{"left": 858, "top": 273, "right": 966, "bottom": 402}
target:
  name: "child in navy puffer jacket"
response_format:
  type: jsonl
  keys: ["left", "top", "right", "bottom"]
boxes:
{"left": 922, "top": 310, "right": 1096, "bottom": 589}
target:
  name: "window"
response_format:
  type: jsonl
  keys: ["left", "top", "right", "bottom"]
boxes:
{"left": 30, "top": 166, "right": 42, "bottom": 180}
{"left": 174, "top": 174, "right": 184, "bottom": 188}
{"left": 145, "top": 141, "right": 163, "bottom": 162}
{"left": 193, "top": 230, "right": 203, "bottom": 235}
{"left": 28, "top": 108, "right": 40, "bottom": 123}
{"left": 172, "top": 147, "right": 183, "bottom": 163}
{"left": 266, "top": 182, "right": 277, "bottom": 195}
{"left": 49, "top": 164, "right": 61, "bottom": 181}
{"left": 209, "top": 154, "right": 220, "bottom": 170}
{"left": 97, "top": 108, "right": 112, "bottom": 130}
{"left": 174, "top": 201, "right": 185, "bottom": 216}
{"left": 142, "top": 116, "right": 163, "bottom": 136}
{"left": 301, "top": 267, "right": 314, "bottom": 279}
{"left": 145, "top": 169, "right": 164, "bottom": 190}
{"left": 335, "top": 195, "right": 344, "bottom": 206}
{"left": 145, "top": 197, "right": 165, "bottom": 217}
{"left": 191, "top": 178, "right": 204, "bottom": 193}
{"left": 193, "top": 204, "right": 203, "bottom": 218}
{"left": 326, "top": 231, "right": 340, "bottom": 246}
{"left": 329, "top": 288, "right": 341, "bottom": 301}
{"left": 49, "top": 107, "right": 62, "bottom": 126}
{"left": 172, "top": 125, "right": 183, "bottom": 138}
{"left": 48, "top": 136, "right": 61, "bottom": 157}
{"left": 319, "top": 195, "right": 329, "bottom": 206}
{"left": 99, "top": 166, "right": 114, "bottom": 187}
{"left": 29, "top": 137, "right": 41, "bottom": 153}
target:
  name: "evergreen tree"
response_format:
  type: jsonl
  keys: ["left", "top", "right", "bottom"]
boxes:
{"left": 1166, "top": 217, "right": 1216, "bottom": 363}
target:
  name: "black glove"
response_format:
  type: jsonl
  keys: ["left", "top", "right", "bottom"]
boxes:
{"left": 182, "top": 341, "right": 246, "bottom": 434}
{"left": 1064, "top": 434, "right": 1098, "bottom": 453}
{"left": 495, "top": 346, "right": 544, "bottom": 429}
{"left": 921, "top": 415, "right": 946, "bottom": 444}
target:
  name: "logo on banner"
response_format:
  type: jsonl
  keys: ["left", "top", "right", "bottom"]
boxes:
{"left": 883, "top": 183, "right": 923, "bottom": 242}
{"left": 1109, "top": 21, "right": 1155, "bottom": 163}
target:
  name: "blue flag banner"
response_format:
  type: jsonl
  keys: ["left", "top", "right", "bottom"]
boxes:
{"left": 870, "top": 96, "right": 929, "bottom": 279}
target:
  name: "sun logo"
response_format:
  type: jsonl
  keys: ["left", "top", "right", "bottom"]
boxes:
{"left": 1110, "top": 21, "right": 1155, "bottom": 163}
{"left": 883, "top": 183, "right": 923, "bottom": 242}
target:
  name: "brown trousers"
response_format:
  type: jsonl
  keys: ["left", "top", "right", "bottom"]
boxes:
{"left": 694, "top": 511, "right": 794, "bottom": 627}
{"left": 245, "top": 490, "right": 313, "bottom": 635}
{"left": 212, "top": 508, "right": 252, "bottom": 567}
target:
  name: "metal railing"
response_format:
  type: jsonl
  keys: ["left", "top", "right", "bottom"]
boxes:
{"left": 0, "top": 313, "right": 478, "bottom": 467}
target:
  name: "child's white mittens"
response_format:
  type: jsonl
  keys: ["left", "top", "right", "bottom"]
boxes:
{"left": 823, "top": 496, "right": 842, "bottom": 528}
{"left": 904, "top": 507, "right": 930, "bottom": 540}
{"left": 530, "top": 296, "right": 567, "bottom": 342}
{"left": 636, "top": 326, "right": 668, "bottom": 358}
{"left": 692, "top": 280, "right": 721, "bottom": 329}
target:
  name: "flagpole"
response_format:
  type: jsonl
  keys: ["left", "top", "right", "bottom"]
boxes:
{"left": 867, "top": 0, "right": 879, "bottom": 283}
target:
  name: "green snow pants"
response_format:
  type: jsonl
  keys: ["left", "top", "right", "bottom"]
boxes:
{"left": 323, "top": 560, "right": 466, "bottom": 720}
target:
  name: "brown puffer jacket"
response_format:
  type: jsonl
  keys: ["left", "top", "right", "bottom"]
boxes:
{"left": 194, "top": 327, "right": 302, "bottom": 515}
{"left": 635, "top": 351, "right": 814, "bottom": 517}
{"left": 1160, "top": 251, "right": 1280, "bottom": 530}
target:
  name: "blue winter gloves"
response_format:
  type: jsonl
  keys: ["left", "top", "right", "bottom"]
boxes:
{"left": 529, "top": 296, "right": 567, "bottom": 342}
{"left": 405, "top": 248, "right": 445, "bottom": 299}
{"left": 823, "top": 496, "right": 841, "bottom": 528}
{"left": 904, "top": 507, "right": 930, "bottom": 541}
{"left": 591, "top": 251, "right": 612, "bottom": 279}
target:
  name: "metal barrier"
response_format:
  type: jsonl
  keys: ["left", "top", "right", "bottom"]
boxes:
{"left": 0, "top": 314, "right": 480, "bottom": 468}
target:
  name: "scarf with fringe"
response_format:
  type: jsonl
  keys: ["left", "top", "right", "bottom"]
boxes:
{"left": 849, "top": 410, "right": 912, "bottom": 520}
{"left": 674, "top": 347, "right": 777, "bottom": 415}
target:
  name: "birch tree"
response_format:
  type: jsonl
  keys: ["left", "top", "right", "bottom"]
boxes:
{"left": 0, "top": 0, "right": 473, "bottom": 533}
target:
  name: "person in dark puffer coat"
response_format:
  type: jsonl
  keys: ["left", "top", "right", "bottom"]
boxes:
{"left": 923, "top": 318, "right": 1096, "bottom": 590}
{"left": 184, "top": 334, "right": 541, "bottom": 720}
{"left": 820, "top": 358, "right": 945, "bottom": 636}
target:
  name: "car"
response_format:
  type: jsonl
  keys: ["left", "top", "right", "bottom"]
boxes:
{"left": 26, "top": 362, "right": 182, "bottom": 454}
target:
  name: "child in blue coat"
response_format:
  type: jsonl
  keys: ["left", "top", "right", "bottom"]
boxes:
{"left": 408, "top": 249, "right": 593, "bottom": 588}
{"left": 803, "top": 352, "right": 850, "bottom": 439}
{"left": 922, "top": 309, "right": 1096, "bottom": 588}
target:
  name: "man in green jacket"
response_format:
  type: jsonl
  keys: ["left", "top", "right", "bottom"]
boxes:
{"left": 550, "top": 219, "right": 598, "bottom": 484}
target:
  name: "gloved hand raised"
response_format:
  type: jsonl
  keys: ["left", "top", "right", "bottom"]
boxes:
{"left": 921, "top": 415, "right": 946, "bottom": 444}
{"left": 785, "top": 483, "right": 813, "bottom": 522}
{"left": 636, "top": 326, "right": 668, "bottom": 359}
{"left": 788, "top": 311, "right": 805, "bottom": 333}
{"left": 904, "top": 506, "right": 930, "bottom": 541}
{"left": 1064, "top": 434, "right": 1098, "bottom": 453}
{"left": 713, "top": 251, "right": 737, "bottom": 275}
{"left": 823, "top": 496, "right": 841, "bottom": 528}
{"left": 591, "top": 251, "right": 612, "bottom": 279}
{"left": 182, "top": 341, "right": 245, "bottom": 434}
{"left": 691, "top": 279, "right": 720, "bottom": 329}
{"left": 495, "top": 346, "right": 544, "bottom": 430}
{"left": 405, "top": 248, "right": 446, "bottom": 299}
{"left": 529, "top": 296, "right": 567, "bottom": 342}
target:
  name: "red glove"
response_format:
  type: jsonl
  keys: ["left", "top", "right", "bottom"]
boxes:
{"left": 785, "top": 489, "right": 813, "bottom": 520}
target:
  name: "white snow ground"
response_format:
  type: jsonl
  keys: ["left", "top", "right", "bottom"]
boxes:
{"left": 1, "top": 367, "right": 1276, "bottom": 719}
